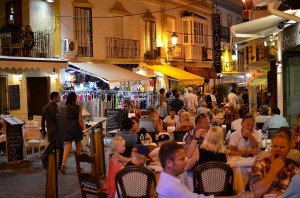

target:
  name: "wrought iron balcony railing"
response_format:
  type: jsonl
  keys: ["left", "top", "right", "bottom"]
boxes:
{"left": 105, "top": 37, "right": 140, "bottom": 59}
{"left": 0, "top": 30, "right": 51, "bottom": 58}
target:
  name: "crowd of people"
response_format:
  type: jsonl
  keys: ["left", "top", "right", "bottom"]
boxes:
{"left": 38, "top": 87, "right": 300, "bottom": 198}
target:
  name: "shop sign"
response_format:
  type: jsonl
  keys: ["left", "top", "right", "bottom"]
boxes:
{"left": 220, "top": 75, "right": 246, "bottom": 84}
{"left": 213, "top": 14, "right": 222, "bottom": 73}
{"left": 282, "top": 24, "right": 300, "bottom": 51}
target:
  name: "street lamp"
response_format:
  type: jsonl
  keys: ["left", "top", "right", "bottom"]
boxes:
{"left": 168, "top": 32, "right": 178, "bottom": 53}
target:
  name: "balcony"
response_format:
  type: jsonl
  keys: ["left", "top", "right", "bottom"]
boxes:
{"left": 0, "top": 30, "right": 51, "bottom": 58}
{"left": 105, "top": 37, "right": 140, "bottom": 59}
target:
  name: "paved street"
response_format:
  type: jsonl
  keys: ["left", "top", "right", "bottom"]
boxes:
{"left": 0, "top": 141, "right": 110, "bottom": 198}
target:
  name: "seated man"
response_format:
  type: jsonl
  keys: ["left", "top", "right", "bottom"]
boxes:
{"left": 250, "top": 129, "right": 300, "bottom": 197}
{"left": 156, "top": 140, "right": 213, "bottom": 198}
{"left": 229, "top": 114, "right": 261, "bottom": 156}
{"left": 125, "top": 144, "right": 149, "bottom": 167}
{"left": 183, "top": 113, "right": 211, "bottom": 158}
{"left": 262, "top": 107, "right": 289, "bottom": 131}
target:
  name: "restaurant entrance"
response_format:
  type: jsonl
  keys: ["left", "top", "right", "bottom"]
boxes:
{"left": 26, "top": 77, "right": 50, "bottom": 119}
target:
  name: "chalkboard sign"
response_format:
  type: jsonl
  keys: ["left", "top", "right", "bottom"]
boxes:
{"left": 9, "top": 85, "right": 21, "bottom": 110}
{"left": 105, "top": 109, "right": 121, "bottom": 132}
{"left": 6, "top": 124, "right": 23, "bottom": 162}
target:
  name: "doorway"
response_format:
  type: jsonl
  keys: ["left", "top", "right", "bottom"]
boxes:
{"left": 26, "top": 77, "right": 49, "bottom": 119}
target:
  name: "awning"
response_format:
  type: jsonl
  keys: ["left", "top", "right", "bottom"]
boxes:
{"left": 251, "top": 77, "right": 268, "bottom": 86}
{"left": 185, "top": 67, "right": 218, "bottom": 79}
{"left": 141, "top": 63, "right": 204, "bottom": 85}
{"left": 69, "top": 61, "right": 148, "bottom": 83}
{"left": 230, "top": 14, "right": 288, "bottom": 46}
{"left": 246, "top": 60, "right": 270, "bottom": 72}
{"left": 0, "top": 56, "right": 67, "bottom": 69}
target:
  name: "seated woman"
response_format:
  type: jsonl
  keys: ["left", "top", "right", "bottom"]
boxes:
{"left": 154, "top": 109, "right": 164, "bottom": 132}
{"left": 186, "top": 126, "right": 227, "bottom": 171}
{"left": 130, "top": 116, "right": 152, "bottom": 143}
{"left": 176, "top": 112, "right": 194, "bottom": 132}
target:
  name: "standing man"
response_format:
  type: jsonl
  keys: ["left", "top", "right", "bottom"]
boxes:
{"left": 227, "top": 89, "right": 238, "bottom": 107}
{"left": 41, "top": 92, "right": 63, "bottom": 198}
{"left": 156, "top": 140, "right": 213, "bottom": 198}
{"left": 169, "top": 92, "right": 184, "bottom": 114}
{"left": 242, "top": 89, "right": 249, "bottom": 106}
{"left": 185, "top": 87, "right": 198, "bottom": 111}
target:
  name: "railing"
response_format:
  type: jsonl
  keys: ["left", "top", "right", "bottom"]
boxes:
{"left": 105, "top": 37, "right": 140, "bottom": 59}
{"left": 0, "top": 30, "right": 51, "bottom": 58}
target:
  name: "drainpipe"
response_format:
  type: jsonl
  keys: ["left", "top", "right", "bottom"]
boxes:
{"left": 267, "top": 1, "right": 300, "bottom": 23}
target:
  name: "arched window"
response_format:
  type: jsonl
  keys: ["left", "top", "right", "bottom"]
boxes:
{"left": 236, "top": 17, "right": 241, "bottom": 24}
{"left": 227, "top": 14, "right": 232, "bottom": 29}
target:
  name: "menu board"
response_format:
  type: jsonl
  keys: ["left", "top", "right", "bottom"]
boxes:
{"left": 6, "top": 124, "right": 23, "bottom": 163}
{"left": 105, "top": 109, "right": 121, "bottom": 132}
{"left": 9, "top": 85, "right": 21, "bottom": 110}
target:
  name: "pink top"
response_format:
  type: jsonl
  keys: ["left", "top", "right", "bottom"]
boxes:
{"left": 103, "top": 156, "right": 123, "bottom": 198}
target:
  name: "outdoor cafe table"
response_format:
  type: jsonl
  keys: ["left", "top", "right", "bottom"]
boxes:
{"left": 227, "top": 156, "right": 256, "bottom": 194}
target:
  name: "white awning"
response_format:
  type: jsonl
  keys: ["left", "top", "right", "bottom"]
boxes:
{"left": 0, "top": 56, "right": 68, "bottom": 69}
{"left": 68, "top": 61, "right": 148, "bottom": 84}
{"left": 230, "top": 14, "right": 285, "bottom": 46}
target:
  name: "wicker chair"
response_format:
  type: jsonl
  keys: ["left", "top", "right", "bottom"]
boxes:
{"left": 75, "top": 153, "right": 107, "bottom": 198}
{"left": 193, "top": 161, "right": 234, "bottom": 196}
{"left": 115, "top": 165, "right": 156, "bottom": 198}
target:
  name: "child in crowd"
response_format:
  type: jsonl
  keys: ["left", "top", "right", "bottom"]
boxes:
{"left": 103, "top": 136, "right": 131, "bottom": 198}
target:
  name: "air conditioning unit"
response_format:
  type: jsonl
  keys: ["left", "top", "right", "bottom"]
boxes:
{"left": 62, "top": 39, "right": 78, "bottom": 54}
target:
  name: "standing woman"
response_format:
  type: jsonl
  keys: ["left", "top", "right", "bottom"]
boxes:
{"left": 61, "top": 92, "right": 85, "bottom": 174}
{"left": 24, "top": 24, "right": 34, "bottom": 57}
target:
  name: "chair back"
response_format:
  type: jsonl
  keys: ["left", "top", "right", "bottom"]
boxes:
{"left": 115, "top": 165, "right": 156, "bottom": 198}
{"left": 75, "top": 153, "right": 106, "bottom": 197}
{"left": 173, "top": 131, "right": 187, "bottom": 142}
{"left": 256, "top": 123, "right": 264, "bottom": 130}
{"left": 268, "top": 128, "right": 278, "bottom": 139}
{"left": 25, "top": 126, "right": 41, "bottom": 140}
{"left": 193, "top": 161, "right": 234, "bottom": 196}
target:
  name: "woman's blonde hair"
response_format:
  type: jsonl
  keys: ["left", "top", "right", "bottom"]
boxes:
{"left": 181, "top": 112, "right": 191, "bottom": 121}
{"left": 109, "top": 136, "right": 125, "bottom": 153}
{"left": 200, "top": 126, "right": 226, "bottom": 153}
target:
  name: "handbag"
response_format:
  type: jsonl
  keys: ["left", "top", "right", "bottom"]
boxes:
{"left": 41, "top": 141, "right": 55, "bottom": 170}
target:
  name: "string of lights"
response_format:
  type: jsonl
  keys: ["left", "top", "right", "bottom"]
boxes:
{"left": 58, "top": 0, "right": 209, "bottom": 19}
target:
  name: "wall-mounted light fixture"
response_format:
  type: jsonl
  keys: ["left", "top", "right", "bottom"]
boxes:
{"left": 44, "top": 0, "right": 54, "bottom": 2}
{"left": 167, "top": 32, "right": 178, "bottom": 53}
{"left": 49, "top": 68, "right": 58, "bottom": 80}
{"left": 16, "top": 74, "right": 23, "bottom": 81}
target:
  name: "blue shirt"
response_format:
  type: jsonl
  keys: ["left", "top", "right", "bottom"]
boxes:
{"left": 283, "top": 174, "right": 300, "bottom": 198}
{"left": 262, "top": 115, "right": 289, "bottom": 131}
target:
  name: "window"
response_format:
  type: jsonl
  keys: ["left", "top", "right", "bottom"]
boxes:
{"left": 236, "top": 17, "right": 241, "bottom": 24}
{"left": 227, "top": 14, "right": 232, "bottom": 29}
{"left": 73, "top": 7, "right": 93, "bottom": 57}
{"left": 183, "top": 21, "right": 188, "bottom": 43}
{"left": 0, "top": 75, "right": 8, "bottom": 114}
{"left": 144, "top": 21, "right": 156, "bottom": 59}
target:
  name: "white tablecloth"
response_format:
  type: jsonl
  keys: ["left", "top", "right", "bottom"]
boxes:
{"left": 227, "top": 156, "right": 256, "bottom": 194}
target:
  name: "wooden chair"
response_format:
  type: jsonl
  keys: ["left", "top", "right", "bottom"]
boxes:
{"left": 193, "top": 161, "right": 234, "bottom": 196}
{"left": 24, "top": 126, "right": 47, "bottom": 158}
{"left": 75, "top": 153, "right": 107, "bottom": 198}
{"left": 115, "top": 165, "right": 156, "bottom": 198}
